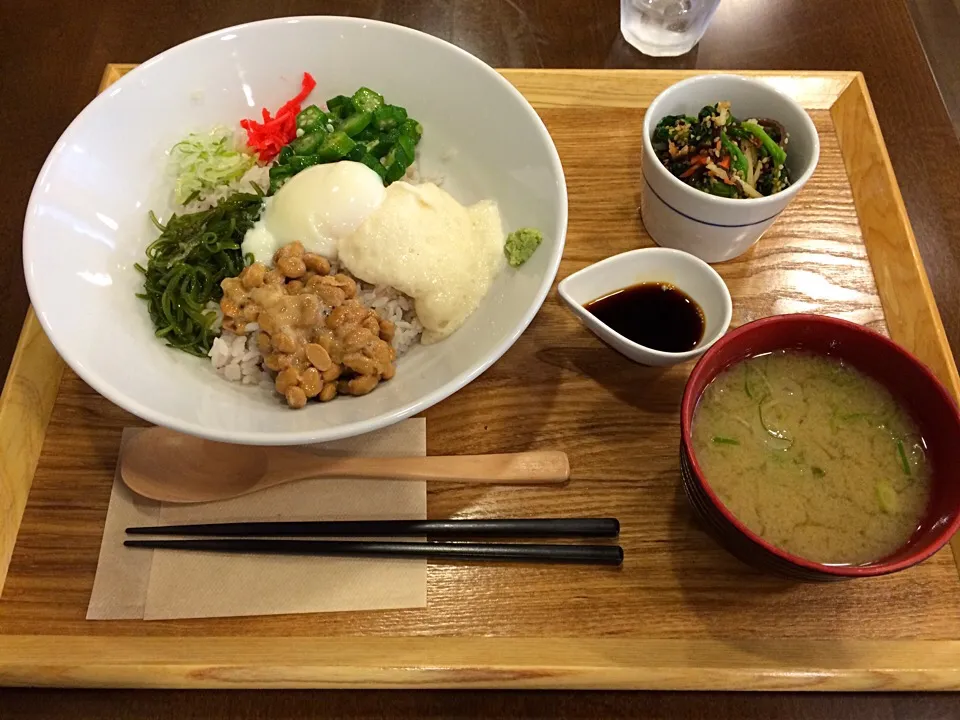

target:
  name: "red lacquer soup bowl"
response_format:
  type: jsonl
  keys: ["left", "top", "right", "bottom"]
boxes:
{"left": 680, "top": 314, "right": 960, "bottom": 580}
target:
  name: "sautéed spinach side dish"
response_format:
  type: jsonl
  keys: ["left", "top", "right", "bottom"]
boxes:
{"left": 692, "top": 350, "right": 931, "bottom": 566}
{"left": 653, "top": 101, "right": 790, "bottom": 199}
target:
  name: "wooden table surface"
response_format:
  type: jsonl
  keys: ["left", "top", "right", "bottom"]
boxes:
{"left": 3, "top": 0, "right": 960, "bottom": 717}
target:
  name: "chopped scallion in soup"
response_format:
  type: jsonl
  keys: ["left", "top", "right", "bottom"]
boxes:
{"left": 692, "top": 350, "right": 931, "bottom": 565}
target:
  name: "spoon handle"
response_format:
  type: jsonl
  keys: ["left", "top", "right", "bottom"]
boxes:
{"left": 271, "top": 450, "right": 570, "bottom": 485}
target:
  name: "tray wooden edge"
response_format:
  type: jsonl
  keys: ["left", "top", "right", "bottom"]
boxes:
{"left": 1, "top": 636, "right": 960, "bottom": 690}
{"left": 2, "top": 65, "right": 959, "bottom": 690}
{"left": 0, "top": 64, "right": 126, "bottom": 592}
{"left": 101, "top": 64, "right": 855, "bottom": 109}
{"left": 0, "top": 67, "right": 125, "bottom": 595}
{"left": 829, "top": 74, "right": 960, "bottom": 576}
{"left": 0, "top": 309, "right": 64, "bottom": 593}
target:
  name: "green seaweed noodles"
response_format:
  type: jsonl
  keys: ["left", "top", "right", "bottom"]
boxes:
{"left": 134, "top": 191, "right": 263, "bottom": 357}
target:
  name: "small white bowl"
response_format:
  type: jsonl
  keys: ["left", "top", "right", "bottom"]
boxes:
{"left": 640, "top": 74, "right": 820, "bottom": 263}
{"left": 558, "top": 247, "right": 732, "bottom": 367}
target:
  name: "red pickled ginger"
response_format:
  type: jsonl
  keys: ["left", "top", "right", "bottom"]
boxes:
{"left": 240, "top": 72, "right": 316, "bottom": 163}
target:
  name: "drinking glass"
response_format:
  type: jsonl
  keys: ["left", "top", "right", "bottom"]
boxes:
{"left": 620, "top": 0, "right": 721, "bottom": 57}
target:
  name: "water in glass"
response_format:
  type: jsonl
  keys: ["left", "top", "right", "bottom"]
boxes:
{"left": 620, "top": 0, "right": 721, "bottom": 57}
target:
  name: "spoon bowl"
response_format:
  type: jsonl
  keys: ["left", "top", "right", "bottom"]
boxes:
{"left": 121, "top": 427, "right": 571, "bottom": 503}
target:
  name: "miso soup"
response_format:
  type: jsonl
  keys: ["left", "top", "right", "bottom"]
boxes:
{"left": 692, "top": 350, "right": 931, "bottom": 565}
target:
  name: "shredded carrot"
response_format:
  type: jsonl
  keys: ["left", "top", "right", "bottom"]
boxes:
{"left": 679, "top": 154, "right": 712, "bottom": 178}
{"left": 718, "top": 155, "right": 731, "bottom": 170}
{"left": 240, "top": 72, "right": 317, "bottom": 163}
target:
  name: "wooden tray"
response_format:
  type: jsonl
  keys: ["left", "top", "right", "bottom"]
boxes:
{"left": 1, "top": 66, "right": 959, "bottom": 690}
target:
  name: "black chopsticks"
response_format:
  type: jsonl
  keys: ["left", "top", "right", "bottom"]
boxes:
{"left": 124, "top": 517, "right": 623, "bottom": 566}
{"left": 124, "top": 539, "right": 624, "bottom": 565}
{"left": 126, "top": 517, "right": 620, "bottom": 538}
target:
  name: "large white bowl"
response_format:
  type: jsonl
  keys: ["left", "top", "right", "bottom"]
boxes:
{"left": 23, "top": 17, "right": 567, "bottom": 445}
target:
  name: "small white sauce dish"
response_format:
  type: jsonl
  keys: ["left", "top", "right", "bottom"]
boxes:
{"left": 558, "top": 247, "right": 733, "bottom": 367}
{"left": 640, "top": 74, "right": 820, "bottom": 263}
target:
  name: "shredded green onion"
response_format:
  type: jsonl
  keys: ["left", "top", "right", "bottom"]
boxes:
{"left": 744, "top": 363, "right": 770, "bottom": 401}
{"left": 135, "top": 192, "right": 263, "bottom": 357}
{"left": 170, "top": 126, "right": 256, "bottom": 206}
{"left": 712, "top": 436, "right": 740, "bottom": 446}
{"left": 896, "top": 439, "right": 911, "bottom": 476}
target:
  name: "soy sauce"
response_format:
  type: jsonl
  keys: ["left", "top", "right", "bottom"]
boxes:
{"left": 584, "top": 282, "right": 705, "bottom": 353}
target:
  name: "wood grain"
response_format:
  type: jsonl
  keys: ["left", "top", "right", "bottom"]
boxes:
{"left": 3, "top": 636, "right": 960, "bottom": 690}
{"left": 3, "top": 0, "right": 960, "bottom": 713}
{"left": 907, "top": 0, "right": 960, "bottom": 137}
{"left": 831, "top": 74, "right": 960, "bottom": 573}
{"left": 1, "top": 68, "right": 959, "bottom": 689}
{"left": 3, "top": 688, "right": 956, "bottom": 720}
{"left": 506, "top": 70, "right": 854, "bottom": 110}
{"left": 101, "top": 64, "right": 857, "bottom": 110}
{"left": 0, "top": 310, "right": 64, "bottom": 594}
{"left": 831, "top": 75, "right": 960, "bottom": 401}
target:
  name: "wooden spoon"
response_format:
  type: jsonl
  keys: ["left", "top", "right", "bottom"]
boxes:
{"left": 120, "top": 427, "right": 571, "bottom": 503}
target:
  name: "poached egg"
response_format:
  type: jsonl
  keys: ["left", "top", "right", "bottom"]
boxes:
{"left": 241, "top": 161, "right": 386, "bottom": 262}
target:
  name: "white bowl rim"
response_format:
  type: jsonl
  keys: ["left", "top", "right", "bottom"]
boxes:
{"left": 23, "top": 15, "right": 568, "bottom": 446}
{"left": 558, "top": 247, "right": 733, "bottom": 362}
{"left": 641, "top": 73, "right": 821, "bottom": 209}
